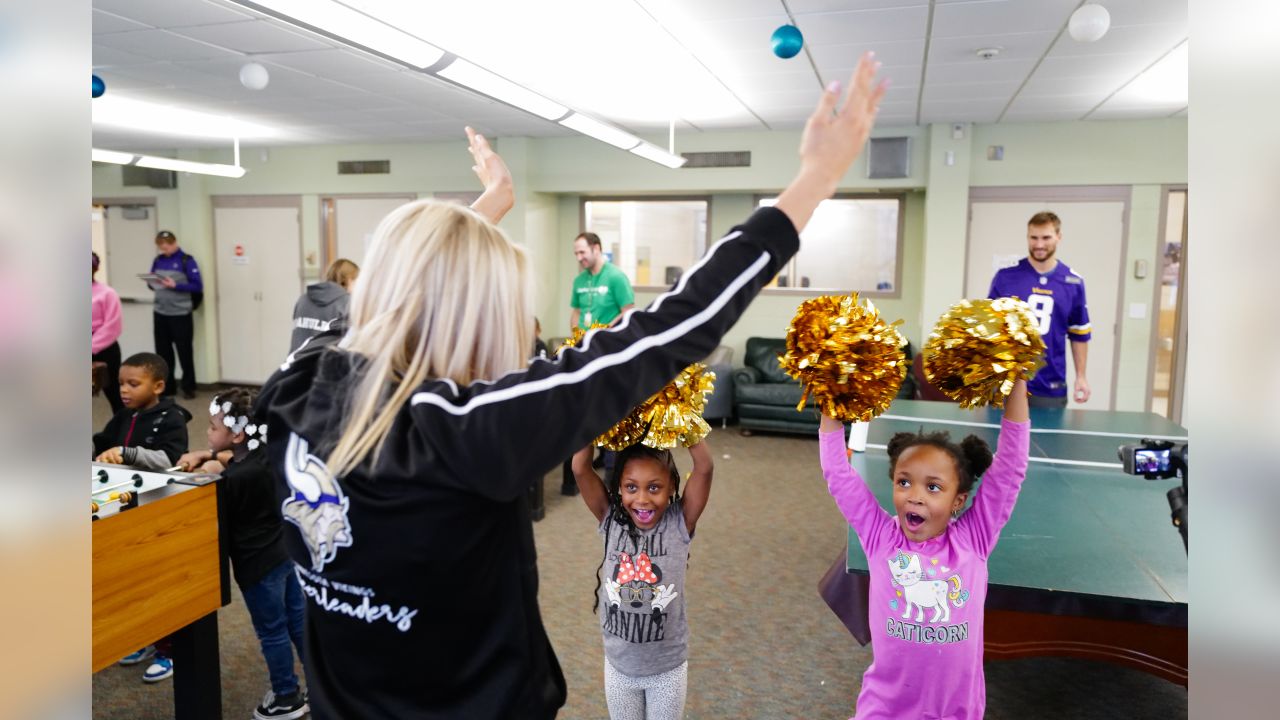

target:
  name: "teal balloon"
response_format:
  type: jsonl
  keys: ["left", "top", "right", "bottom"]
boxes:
{"left": 771, "top": 24, "right": 804, "bottom": 59}
{"left": 91, "top": 74, "right": 105, "bottom": 98}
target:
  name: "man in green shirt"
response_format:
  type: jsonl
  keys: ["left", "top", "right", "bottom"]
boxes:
{"left": 570, "top": 232, "right": 635, "bottom": 331}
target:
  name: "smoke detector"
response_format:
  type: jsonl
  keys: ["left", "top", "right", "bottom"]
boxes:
{"left": 975, "top": 47, "right": 1002, "bottom": 60}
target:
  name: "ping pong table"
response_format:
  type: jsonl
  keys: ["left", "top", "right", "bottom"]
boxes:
{"left": 825, "top": 399, "right": 1187, "bottom": 686}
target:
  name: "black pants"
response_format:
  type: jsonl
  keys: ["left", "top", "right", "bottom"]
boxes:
{"left": 1027, "top": 393, "right": 1069, "bottom": 409}
{"left": 154, "top": 312, "right": 196, "bottom": 395}
{"left": 92, "top": 341, "right": 124, "bottom": 415}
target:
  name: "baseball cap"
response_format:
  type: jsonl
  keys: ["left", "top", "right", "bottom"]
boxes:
{"left": 155, "top": 230, "right": 176, "bottom": 241}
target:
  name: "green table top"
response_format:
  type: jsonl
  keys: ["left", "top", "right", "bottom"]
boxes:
{"left": 845, "top": 401, "right": 1187, "bottom": 617}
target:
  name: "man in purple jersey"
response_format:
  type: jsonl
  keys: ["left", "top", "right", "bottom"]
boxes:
{"left": 988, "top": 211, "right": 1091, "bottom": 408}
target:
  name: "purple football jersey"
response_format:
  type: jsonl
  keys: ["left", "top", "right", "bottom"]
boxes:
{"left": 988, "top": 258, "right": 1091, "bottom": 398}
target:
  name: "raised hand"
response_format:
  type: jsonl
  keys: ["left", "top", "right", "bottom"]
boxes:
{"left": 466, "top": 126, "right": 514, "bottom": 224}
{"left": 776, "top": 52, "right": 888, "bottom": 232}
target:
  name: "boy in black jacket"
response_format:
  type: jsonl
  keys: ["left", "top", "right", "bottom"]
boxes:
{"left": 93, "top": 352, "right": 190, "bottom": 470}
{"left": 93, "top": 351, "right": 191, "bottom": 682}
{"left": 178, "top": 389, "right": 307, "bottom": 720}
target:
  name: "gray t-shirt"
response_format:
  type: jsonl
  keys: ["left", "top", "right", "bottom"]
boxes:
{"left": 598, "top": 500, "right": 692, "bottom": 677}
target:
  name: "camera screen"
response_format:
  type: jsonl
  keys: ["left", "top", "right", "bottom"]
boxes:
{"left": 1134, "top": 448, "right": 1171, "bottom": 473}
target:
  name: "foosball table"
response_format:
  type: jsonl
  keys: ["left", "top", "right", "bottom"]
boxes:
{"left": 91, "top": 463, "right": 230, "bottom": 719}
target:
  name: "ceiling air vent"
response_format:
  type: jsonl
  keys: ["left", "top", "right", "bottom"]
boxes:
{"left": 338, "top": 160, "right": 391, "bottom": 175}
{"left": 122, "top": 166, "right": 178, "bottom": 189}
{"left": 680, "top": 151, "right": 750, "bottom": 169}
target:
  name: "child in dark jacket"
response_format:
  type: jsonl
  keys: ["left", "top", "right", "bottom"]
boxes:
{"left": 94, "top": 351, "right": 191, "bottom": 682}
{"left": 92, "top": 351, "right": 190, "bottom": 471}
{"left": 178, "top": 388, "right": 308, "bottom": 720}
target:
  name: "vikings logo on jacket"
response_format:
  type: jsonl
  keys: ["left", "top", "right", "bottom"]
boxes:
{"left": 281, "top": 432, "right": 353, "bottom": 571}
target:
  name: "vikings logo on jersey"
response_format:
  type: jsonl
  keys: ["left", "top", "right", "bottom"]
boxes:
{"left": 281, "top": 433, "right": 354, "bottom": 572}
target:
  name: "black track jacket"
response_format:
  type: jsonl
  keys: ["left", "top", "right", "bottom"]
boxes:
{"left": 255, "top": 207, "right": 800, "bottom": 719}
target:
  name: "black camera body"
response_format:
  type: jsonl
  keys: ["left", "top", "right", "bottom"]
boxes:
{"left": 1117, "top": 439, "right": 1188, "bottom": 552}
{"left": 1117, "top": 439, "right": 1187, "bottom": 479}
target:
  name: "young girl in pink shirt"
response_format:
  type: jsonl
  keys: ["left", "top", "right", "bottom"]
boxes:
{"left": 818, "top": 379, "right": 1030, "bottom": 719}
{"left": 91, "top": 251, "right": 124, "bottom": 414}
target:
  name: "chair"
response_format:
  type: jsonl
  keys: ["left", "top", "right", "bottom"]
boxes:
{"left": 732, "top": 337, "right": 817, "bottom": 435}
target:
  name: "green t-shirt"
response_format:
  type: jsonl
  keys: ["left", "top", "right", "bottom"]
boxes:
{"left": 570, "top": 263, "right": 635, "bottom": 329}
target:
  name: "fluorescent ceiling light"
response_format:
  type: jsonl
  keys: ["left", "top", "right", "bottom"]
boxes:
{"left": 630, "top": 143, "right": 687, "bottom": 169}
{"left": 560, "top": 113, "right": 639, "bottom": 150}
{"left": 234, "top": 0, "right": 444, "bottom": 68}
{"left": 92, "top": 149, "right": 135, "bottom": 165}
{"left": 93, "top": 96, "right": 275, "bottom": 141}
{"left": 436, "top": 59, "right": 566, "bottom": 120}
{"left": 1108, "top": 41, "right": 1188, "bottom": 106}
{"left": 135, "top": 155, "right": 248, "bottom": 179}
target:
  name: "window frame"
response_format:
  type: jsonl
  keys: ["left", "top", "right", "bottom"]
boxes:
{"left": 578, "top": 194, "right": 713, "bottom": 292}
{"left": 753, "top": 191, "right": 907, "bottom": 299}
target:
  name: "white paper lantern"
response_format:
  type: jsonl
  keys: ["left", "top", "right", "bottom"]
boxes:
{"left": 239, "top": 62, "right": 270, "bottom": 90}
{"left": 1068, "top": 4, "right": 1110, "bottom": 43}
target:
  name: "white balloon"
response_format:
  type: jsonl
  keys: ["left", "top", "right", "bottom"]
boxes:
{"left": 1068, "top": 4, "right": 1110, "bottom": 43}
{"left": 239, "top": 62, "right": 270, "bottom": 90}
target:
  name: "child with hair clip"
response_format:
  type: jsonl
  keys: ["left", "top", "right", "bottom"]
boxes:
{"left": 571, "top": 439, "right": 713, "bottom": 720}
{"left": 177, "top": 389, "right": 308, "bottom": 720}
{"left": 818, "top": 379, "right": 1030, "bottom": 720}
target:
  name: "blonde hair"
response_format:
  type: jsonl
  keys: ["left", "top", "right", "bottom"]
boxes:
{"left": 324, "top": 258, "right": 360, "bottom": 289}
{"left": 326, "top": 200, "right": 535, "bottom": 477}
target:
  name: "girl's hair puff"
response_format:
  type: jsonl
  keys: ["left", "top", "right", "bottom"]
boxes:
{"left": 885, "top": 430, "right": 993, "bottom": 494}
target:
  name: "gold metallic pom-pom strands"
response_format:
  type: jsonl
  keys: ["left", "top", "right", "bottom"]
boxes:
{"left": 780, "top": 293, "right": 907, "bottom": 423}
{"left": 596, "top": 363, "right": 717, "bottom": 450}
{"left": 555, "top": 323, "right": 610, "bottom": 356}
{"left": 922, "top": 297, "right": 1046, "bottom": 409}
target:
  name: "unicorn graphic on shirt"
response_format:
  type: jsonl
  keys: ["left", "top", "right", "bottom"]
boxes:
{"left": 281, "top": 432, "right": 353, "bottom": 572}
{"left": 887, "top": 551, "right": 966, "bottom": 624}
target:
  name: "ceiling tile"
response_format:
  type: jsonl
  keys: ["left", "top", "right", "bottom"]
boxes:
{"left": 921, "top": 80, "right": 1020, "bottom": 102}
{"left": 808, "top": 38, "right": 925, "bottom": 69}
{"left": 919, "top": 98, "right": 1005, "bottom": 122}
{"left": 93, "top": 9, "right": 152, "bottom": 35}
{"left": 94, "top": 29, "right": 240, "bottom": 62}
{"left": 173, "top": 20, "right": 332, "bottom": 54}
{"left": 93, "top": 0, "right": 253, "bottom": 28}
{"left": 1047, "top": 22, "right": 1186, "bottom": 59}
{"left": 799, "top": 5, "right": 931, "bottom": 45}
{"left": 790, "top": 0, "right": 930, "bottom": 11}
{"left": 927, "top": 31, "right": 1057, "bottom": 64}
{"left": 1100, "top": 0, "right": 1189, "bottom": 27}
{"left": 926, "top": 58, "right": 1036, "bottom": 84}
{"left": 932, "top": 0, "right": 1079, "bottom": 38}
{"left": 93, "top": 44, "right": 156, "bottom": 68}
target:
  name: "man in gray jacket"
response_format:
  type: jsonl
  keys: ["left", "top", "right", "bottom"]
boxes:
{"left": 147, "top": 230, "right": 202, "bottom": 399}
{"left": 290, "top": 258, "right": 359, "bottom": 353}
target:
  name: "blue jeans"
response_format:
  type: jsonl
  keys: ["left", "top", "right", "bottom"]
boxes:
{"left": 240, "top": 560, "right": 306, "bottom": 696}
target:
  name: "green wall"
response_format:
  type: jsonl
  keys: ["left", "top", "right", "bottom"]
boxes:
{"left": 92, "top": 117, "right": 1186, "bottom": 412}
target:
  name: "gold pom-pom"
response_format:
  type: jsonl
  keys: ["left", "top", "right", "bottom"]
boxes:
{"left": 596, "top": 364, "right": 717, "bottom": 450}
{"left": 780, "top": 293, "right": 907, "bottom": 423}
{"left": 555, "top": 324, "right": 610, "bottom": 356}
{"left": 922, "top": 297, "right": 1046, "bottom": 409}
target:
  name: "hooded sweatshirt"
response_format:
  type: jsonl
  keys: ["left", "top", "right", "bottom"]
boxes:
{"left": 290, "top": 281, "right": 350, "bottom": 353}
{"left": 92, "top": 397, "right": 192, "bottom": 470}
{"left": 254, "top": 206, "right": 801, "bottom": 719}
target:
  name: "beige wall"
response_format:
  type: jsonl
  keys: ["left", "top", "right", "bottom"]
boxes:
{"left": 92, "top": 117, "right": 1186, "bottom": 411}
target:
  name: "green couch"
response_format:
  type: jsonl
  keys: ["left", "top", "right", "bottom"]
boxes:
{"left": 732, "top": 337, "right": 916, "bottom": 435}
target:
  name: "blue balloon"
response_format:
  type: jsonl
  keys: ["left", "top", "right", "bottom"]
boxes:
{"left": 771, "top": 24, "right": 804, "bottom": 59}
{"left": 91, "top": 74, "right": 105, "bottom": 98}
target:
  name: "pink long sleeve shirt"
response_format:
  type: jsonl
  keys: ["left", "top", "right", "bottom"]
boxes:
{"left": 820, "top": 418, "right": 1030, "bottom": 720}
{"left": 91, "top": 281, "right": 123, "bottom": 354}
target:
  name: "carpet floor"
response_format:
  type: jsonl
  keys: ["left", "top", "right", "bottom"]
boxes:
{"left": 91, "top": 390, "right": 1186, "bottom": 719}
